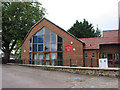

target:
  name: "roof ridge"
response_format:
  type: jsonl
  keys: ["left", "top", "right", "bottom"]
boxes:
{"left": 21, "top": 18, "right": 84, "bottom": 46}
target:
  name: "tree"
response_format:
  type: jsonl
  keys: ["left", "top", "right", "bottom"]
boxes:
{"left": 67, "top": 19, "right": 101, "bottom": 38}
{"left": 2, "top": 2, "right": 46, "bottom": 63}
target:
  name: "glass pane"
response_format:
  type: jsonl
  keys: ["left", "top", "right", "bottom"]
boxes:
{"left": 57, "top": 43, "right": 63, "bottom": 51}
{"left": 58, "top": 53, "right": 63, "bottom": 60}
{"left": 58, "top": 53, "right": 63, "bottom": 66}
{"left": 29, "top": 53, "right": 31, "bottom": 64}
{"left": 45, "top": 61, "right": 50, "bottom": 65}
{"left": 51, "top": 32, "right": 56, "bottom": 43}
{"left": 29, "top": 38, "right": 32, "bottom": 43}
{"left": 29, "top": 53, "right": 31, "bottom": 60}
{"left": 51, "top": 53, "right": 56, "bottom": 60}
{"left": 92, "top": 53, "right": 95, "bottom": 57}
{"left": 114, "top": 54, "right": 119, "bottom": 60}
{"left": 33, "top": 44, "right": 37, "bottom": 52}
{"left": 33, "top": 54, "right": 37, "bottom": 60}
{"left": 38, "top": 36, "right": 43, "bottom": 43}
{"left": 45, "top": 35, "right": 50, "bottom": 43}
{"left": 45, "top": 27, "right": 51, "bottom": 35}
{"left": 38, "top": 54, "right": 43, "bottom": 60}
{"left": 38, "top": 44, "right": 43, "bottom": 52}
{"left": 85, "top": 53, "right": 88, "bottom": 57}
{"left": 29, "top": 43, "right": 32, "bottom": 52}
{"left": 33, "top": 53, "right": 37, "bottom": 64}
{"left": 45, "top": 44, "right": 50, "bottom": 51}
{"left": 52, "top": 60, "right": 56, "bottom": 66}
{"left": 38, "top": 28, "right": 44, "bottom": 35}
{"left": 33, "top": 36, "right": 37, "bottom": 43}
{"left": 34, "top": 33, "right": 37, "bottom": 36}
{"left": 58, "top": 36, "right": 62, "bottom": 42}
{"left": 108, "top": 54, "right": 113, "bottom": 60}
{"left": 38, "top": 54, "right": 43, "bottom": 65}
{"left": 51, "top": 44, "right": 57, "bottom": 51}
{"left": 45, "top": 53, "right": 50, "bottom": 60}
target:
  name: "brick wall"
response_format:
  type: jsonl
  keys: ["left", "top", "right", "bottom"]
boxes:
{"left": 103, "top": 30, "right": 118, "bottom": 38}
{"left": 100, "top": 44, "right": 119, "bottom": 54}
{"left": 21, "top": 18, "right": 84, "bottom": 66}
{"left": 84, "top": 50, "right": 99, "bottom": 67}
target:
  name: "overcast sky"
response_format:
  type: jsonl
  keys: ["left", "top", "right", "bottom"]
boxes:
{"left": 39, "top": 0, "right": 119, "bottom": 31}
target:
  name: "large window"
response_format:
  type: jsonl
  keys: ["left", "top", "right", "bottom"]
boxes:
{"left": 29, "top": 27, "right": 63, "bottom": 66}
{"left": 30, "top": 27, "right": 61, "bottom": 52}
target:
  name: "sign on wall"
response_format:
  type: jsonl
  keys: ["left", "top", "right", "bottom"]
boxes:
{"left": 99, "top": 58, "right": 108, "bottom": 68}
{"left": 65, "top": 45, "right": 71, "bottom": 51}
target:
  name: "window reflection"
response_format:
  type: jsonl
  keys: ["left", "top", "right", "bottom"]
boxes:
{"left": 51, "top": 44, "right": 57, "bottom": 51}
{"left": 51, "top": 32, "right": 56, "bottom": 43}
{"left": 33, "top": 44, "right": 37, "bottom": 52}
{"left": 45, "top": 44, "right": 50, "bottom": 51}
{"left": 30, "top": 27, "right": 63, "bottom": 66}
{"left": 38, "top": 28, "right": 44, "bottom": 35}
{"left": 45, "top": 35, "right": 50, "bottom": 43}
{"left": 38, "top": 54, "right": 43, "bottom": 65}
{"left": 38, "top": 36, "right": 43, "bottom": 43}
{"left": 38, "top": 44, "right": 43, "bottom": 52}
{"left": 57, "top": 43, "right": 62, "bottom": 51}
{"left": 58, "top": 36, "right": 62, "bottom": 42}
{"left": 58, "top": 53, "right": 63, "bottom": 66}
{"left": 51, "top": 53, "right": 56, "bottom": 66}
{"left": 33, "top": 53, "right": 37, "bottom": 64}
{"left": 33, "top": 36, "right": 37, "bottom": 43}
{"left": 45, "top": 27, "right": 51, "bottom": 35}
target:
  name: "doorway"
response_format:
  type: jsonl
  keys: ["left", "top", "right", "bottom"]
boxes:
{"left": 37, "top": 53, "right": 57, "bottom": 65}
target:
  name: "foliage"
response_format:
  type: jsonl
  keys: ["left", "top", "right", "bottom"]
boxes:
{"left": 67, "top": 19, "right": 101, "bottom": 38}
{"left": 2, "top": 2, "right": 46, "bottom": 63}
{"left": 43, "top": 66, "right": 56, "bottom": 71}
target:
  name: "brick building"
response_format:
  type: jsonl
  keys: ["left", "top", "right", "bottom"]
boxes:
{"left": 80, "top": 30, "right": 120, "bottom": 67}
{"left": 21, "top": 18, "right": 120, "bottom": 67}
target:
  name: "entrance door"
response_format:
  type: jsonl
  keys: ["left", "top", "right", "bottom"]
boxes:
{"left": 37, "top": 53, "right": 57, "bottom": 65}
{"left": 108, "top": 54, "right": 113, "bottom": 67}
{"left": 38, "top": 53, "right": 43, "bottom": 65}
{"left": 51, "top": 53, "right": 56, "bottom": 66}
{"left": 45, "top": 53, "right": 50, "bottom": 65}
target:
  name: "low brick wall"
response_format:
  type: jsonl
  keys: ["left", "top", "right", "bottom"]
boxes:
{"left": 19, "top": 64, "right": 119, "bottom": 77}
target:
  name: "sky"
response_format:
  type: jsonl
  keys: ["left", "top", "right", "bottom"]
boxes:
{"left": 38, "top": 0, "right": 120, "bottom": 32}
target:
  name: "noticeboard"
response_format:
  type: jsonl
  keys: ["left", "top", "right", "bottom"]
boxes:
{"left": 65, "top": 45, "right": 71, "bottom": 51}
{"left": 99, "top": 58, "right": 108, "bottom": 68}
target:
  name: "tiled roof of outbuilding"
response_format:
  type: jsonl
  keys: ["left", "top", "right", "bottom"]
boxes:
{"left": 79, "top": 30, "right": 120, "bottom": 50}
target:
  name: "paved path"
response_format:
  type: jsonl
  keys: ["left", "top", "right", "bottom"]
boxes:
{"left": 2, "top": 65, "right": 118, "bottom": 88}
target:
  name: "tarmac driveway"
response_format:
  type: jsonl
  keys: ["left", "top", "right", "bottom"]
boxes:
{"left": 2, "top": 64, "right": 118, "bottom": 88}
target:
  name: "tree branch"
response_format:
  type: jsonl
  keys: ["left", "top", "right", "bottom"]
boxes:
{"left": 1, "top": 46, "right": 5, "bottom": 52}
{"left": 9, "top": 38, "right": 17, "bottom": 52}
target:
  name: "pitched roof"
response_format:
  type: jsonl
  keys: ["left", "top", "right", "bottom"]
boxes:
{"left": 21, "top": 18, "right": 84, "bottom": 46}
{"left": 79, "top": 30, "right": 120, "bottom": 50}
